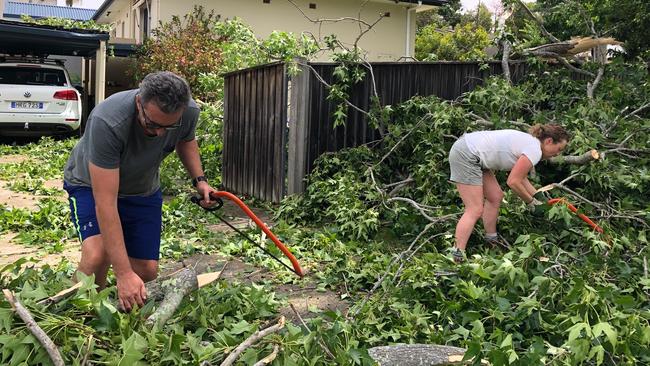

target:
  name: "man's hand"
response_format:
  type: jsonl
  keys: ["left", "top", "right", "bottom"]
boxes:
{"left": 527, "top": 198, "right": 546, "bottom": 217}
{"left": 116, "top": 271, "right": 147, "bottom": 312}
{"left": 196, "top": 181, "right": 219, "bottom": 209}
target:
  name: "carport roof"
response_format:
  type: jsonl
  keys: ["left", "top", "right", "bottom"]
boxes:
{"left": 0, "top": 19, "right": 109, "bottom": 57}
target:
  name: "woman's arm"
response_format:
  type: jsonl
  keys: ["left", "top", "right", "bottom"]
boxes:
{"left": 506, "top": 155, "right": 535, "bottom": 203}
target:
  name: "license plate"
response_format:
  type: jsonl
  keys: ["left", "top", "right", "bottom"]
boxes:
{"left": 11, "top": 101, "right": 43, "bottom": 109}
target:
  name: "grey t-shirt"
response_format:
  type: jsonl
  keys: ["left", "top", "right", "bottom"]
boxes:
{"left": 463, "top": 129, "right": 542, "bottom": 171}
{"left": 64, "top": 89, "right": 200, "bottom": 196}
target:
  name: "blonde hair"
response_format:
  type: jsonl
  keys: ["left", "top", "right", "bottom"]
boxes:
{"left": 529, "top": 123, "right": 571, "bottom": 143}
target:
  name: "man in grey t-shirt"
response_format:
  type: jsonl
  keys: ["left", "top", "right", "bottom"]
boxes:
{"left": 63, "top": 71, "right": 218, "bottom": 311}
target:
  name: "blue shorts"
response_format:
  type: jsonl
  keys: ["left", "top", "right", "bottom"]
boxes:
{"left": 64, "top": 182, "right": 163, "bottom": 260}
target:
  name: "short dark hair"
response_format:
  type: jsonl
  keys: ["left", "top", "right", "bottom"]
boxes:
{"left": 139, "top": 71, "right": 191, "bottom": 114}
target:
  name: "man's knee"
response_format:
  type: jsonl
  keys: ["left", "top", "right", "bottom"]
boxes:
{"left": 80, "top": 236, "right": 109, "bottom": 269}
{"left": 131, "top": 259, "right": 159, "bottom": 282}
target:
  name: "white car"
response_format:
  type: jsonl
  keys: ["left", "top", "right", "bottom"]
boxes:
{"left": 0, "top": 57, "right": 82, "bottom": 137}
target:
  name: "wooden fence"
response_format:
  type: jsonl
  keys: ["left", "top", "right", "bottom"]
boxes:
{"left": 222, "top": 62, "right": 288, "bottom": 203}
{"left": 223, "top": 61, "right": 530, "bottom": 201}
{"left": 286, "top": 61, "right": 530, "bottom": 195}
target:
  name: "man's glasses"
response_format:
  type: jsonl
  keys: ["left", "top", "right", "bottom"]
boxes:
{"left": 139, "top": 101, "right": 182, "bottom": 131}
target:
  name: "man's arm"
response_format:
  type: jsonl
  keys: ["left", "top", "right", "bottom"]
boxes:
{"left": 88, "top": 162, "right": 146, "bottom": 311}
{"left": 176, "top": 139, "right": 218, "bottom": 205}
{"left": 176, "top": 139, "right": 204, "bottom": 180}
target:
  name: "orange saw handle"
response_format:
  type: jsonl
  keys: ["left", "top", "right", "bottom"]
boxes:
{"left": 208, "top": 191, "right": 304, "bottom": 277}
{"left": 547, "top": 198, "right": 604, "bottom": 234}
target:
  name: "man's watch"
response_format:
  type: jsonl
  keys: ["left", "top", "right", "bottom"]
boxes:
{"left": 192, "top": 175, "right": 208, "bottom": 187}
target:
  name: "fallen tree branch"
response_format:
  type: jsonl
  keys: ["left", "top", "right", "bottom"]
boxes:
{"left": 220, "top": 316, "right": 286, "bottom": 366}
{"left": 145, "top": 267, "right": 200, "bottom": 328}
{"left": 467, "top": 111, "right": 531, "bottom": 129}
{"left": 549, "top": 149, "right": 600, "bottom": 165}
{"left": 387, "top": 176, "right": 415, "bottom": 197}
{"left": 3, "top": 289, "right": 64, "bottom": 366}
{"left": 387, "top": 197, "right": 438, "bottom": 222}
{"left": 37, "top": 281, "right": 83, "bottom": 306}
{"left": 300, "top": 61, "right": 371, "bottom": 118}
{"left": 373, "top": 113, "right": 433, "bottom": 168}
{"left": 146, "top": 263, "right": 227, "bottom": 327}
{"left": 524, "top": 51, "right": 593, "bottom": 77}
{"left": 587, "top": 66, "right": 605, "bottom": 99}
{"left": 253, "top": 344, "right": 280, "bottom": 366}
{"left": 623, "top": 101, "right": 650, "bottom": 120}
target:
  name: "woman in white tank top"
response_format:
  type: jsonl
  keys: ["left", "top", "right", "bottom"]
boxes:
{"left": 448, "top": 124, "right": 570, "bottom": 263}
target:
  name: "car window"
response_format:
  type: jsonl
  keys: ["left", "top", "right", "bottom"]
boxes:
{"left": 0, "top": 67, "right": 67, "bottom": 86}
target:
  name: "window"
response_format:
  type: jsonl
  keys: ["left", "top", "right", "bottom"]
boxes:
{"left": 140, "top": 5, "right": 150, "bottom": 41}
{"left": 0, "top": 67, "right": 66, "bottom": 86}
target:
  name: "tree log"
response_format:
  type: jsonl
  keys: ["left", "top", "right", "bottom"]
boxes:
{"left": 145, "top": 267, "right": 199, "bottom": 328}
{"left": 549, "top": 149, "right": 599, "bottom": 165}
{"left": 3, "top": 289, "right": 64, "bottom": 366}
{"left": 368, "top": 344, "right": 469, "bottom": 366}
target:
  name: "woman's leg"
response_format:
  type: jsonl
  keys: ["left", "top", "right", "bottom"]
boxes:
{"left": 481, "top": 171, "right": 504, "bottom": 235}
{"left": 454, "top": 183, "right": 484, "bottom": 251}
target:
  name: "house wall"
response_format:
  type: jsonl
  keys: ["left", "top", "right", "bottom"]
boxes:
{"left": 55, "top": 0, "right": 104, "bottom": 9}
{"left": 101, "top": 0, "right": 420, "bottom": 61}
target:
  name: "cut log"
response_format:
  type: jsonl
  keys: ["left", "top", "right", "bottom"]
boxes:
{"left": 549, "top": 149, "right": 599, "bottom": 165}
{"left": 368, "top": 344, "right": 469, "bottom": 366}
{"left": 3, "top": 289, "right": 64, "bottom": 366}
{"left": 145, "top": 264, "right": 226, "bottom": 328}
{"left": 144, "top": 267, "right": 199, "bottom": 328}
{"left": 37, "top": 264, "right": 225, "bottom": 328}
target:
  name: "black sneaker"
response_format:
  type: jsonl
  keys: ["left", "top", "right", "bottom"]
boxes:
{"left": 452, "top": 248, "right": 465, "bottom": 263}
{"left": 485, "top": 234, "right": 511, "bottom": 250}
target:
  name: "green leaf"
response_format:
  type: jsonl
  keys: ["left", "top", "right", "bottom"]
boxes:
{"left": 592, "top": 322, "right": 617, "bottom": 347}
{"left": 589, "top": 344, "right": 605, "bottom": 365}
{"left": 229, "top": 320, "right": 253, "bottom": 335}
{"left": 567, "top": 322, "right": 590, "bottom": 343}
{"left": 500, "top": 333, "right": 513, "bottom": 348}
{"left": 116, "top": 332, "right": 148, "bottom": 366}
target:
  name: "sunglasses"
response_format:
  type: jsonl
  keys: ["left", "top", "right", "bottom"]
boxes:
{"left": 138, "top": 101, "right": 182, "bottom": 131}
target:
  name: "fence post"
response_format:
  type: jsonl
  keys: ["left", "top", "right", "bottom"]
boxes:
{"left": 287, "top": 59, "right": 311, "bottom": 195}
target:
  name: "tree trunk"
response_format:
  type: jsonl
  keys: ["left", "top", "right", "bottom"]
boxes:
{"left": 368, "top": 344, "right": 469, "bottom": 366}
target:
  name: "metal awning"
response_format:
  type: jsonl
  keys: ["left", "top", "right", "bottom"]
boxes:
{"left": 0, "top": 19, "right": 109, "bottom": 57}
{"left": 0, "top": 19, "right": 110, "bottom": 104}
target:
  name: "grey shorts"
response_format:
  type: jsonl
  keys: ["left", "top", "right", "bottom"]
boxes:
{"left": 449, "top": 137, "right": 484, "bottom": 186}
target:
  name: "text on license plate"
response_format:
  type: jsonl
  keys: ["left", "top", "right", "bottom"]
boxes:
{"left": 11, "top": 101, "right": 43, "bottom": 109}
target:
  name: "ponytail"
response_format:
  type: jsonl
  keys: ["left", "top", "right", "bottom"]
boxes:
{"left": 529, "top": 123, "right": 571, "bottom": 143}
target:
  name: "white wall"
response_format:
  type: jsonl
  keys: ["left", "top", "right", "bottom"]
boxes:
{"left": 56, "top": 0, "right": 104, "bottom": 9}
{"left": 98, "top": 0, "right": 420, "bottom": 62}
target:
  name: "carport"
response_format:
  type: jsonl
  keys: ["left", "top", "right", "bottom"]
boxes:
{"left": 0, "top": 19, "right": 110, "bottom": 111}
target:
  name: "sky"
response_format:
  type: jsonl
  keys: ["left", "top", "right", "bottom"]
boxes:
{"left": 460, "top": 0, "right": 502, "bottom": 12}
